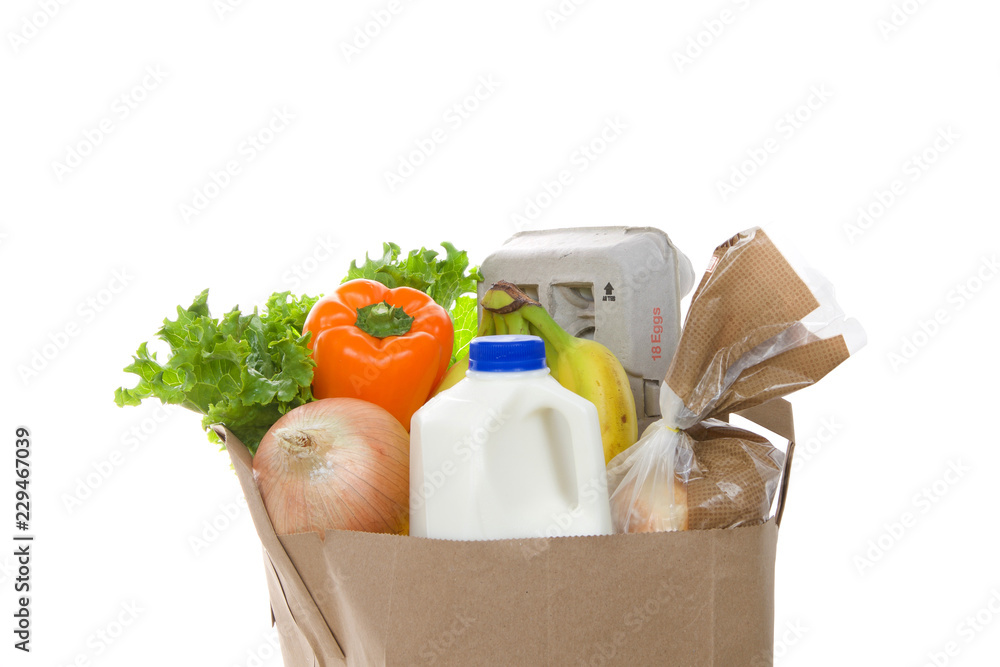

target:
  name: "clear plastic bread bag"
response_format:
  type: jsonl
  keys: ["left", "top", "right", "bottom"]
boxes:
{"left": 607, "top": 228, "right": 866, "bottom": 532}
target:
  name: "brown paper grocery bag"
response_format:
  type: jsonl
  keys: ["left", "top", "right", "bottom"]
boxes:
{"left": 218, "top": 398, "right": 795, "bottom": 667}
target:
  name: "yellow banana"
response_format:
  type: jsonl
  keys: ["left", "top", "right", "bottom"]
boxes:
{"left": 541, "top": 335, "right": 638, "bottom": 464}
{"left": 432, "top": 357, "right": 468, "bottom": 396}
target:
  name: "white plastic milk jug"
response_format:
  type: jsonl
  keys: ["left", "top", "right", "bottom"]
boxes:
{"left": 409, "top": 335, "right": 613, "bottom": 540}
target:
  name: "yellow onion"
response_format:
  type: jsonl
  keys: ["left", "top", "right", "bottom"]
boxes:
{"left": 253, "top": 398, "right": 409, "bottom": 537}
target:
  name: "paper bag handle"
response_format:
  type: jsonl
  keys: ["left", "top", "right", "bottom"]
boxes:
{"left": 214, "top": 426, "right": 347, "bottom": 665}
{"left": 728, "top": 398, "right": 796, "bottom": 529}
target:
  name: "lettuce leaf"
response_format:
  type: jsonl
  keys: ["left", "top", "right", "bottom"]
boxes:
{"left": 450, "top": 295, "right": 479, "bottom": 363}
{"left": 344, "top": 241, "right": 483, "bottom": 364}
{"left": 114, "top": 290, "right": 319, "bottom": 454}
{"left": 344, "top": 241, "right": 482, "bottom": 311}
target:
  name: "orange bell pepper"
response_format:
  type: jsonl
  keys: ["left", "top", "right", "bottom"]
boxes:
{"left": 303, "top": 279, "right": 453, "bottom": 430}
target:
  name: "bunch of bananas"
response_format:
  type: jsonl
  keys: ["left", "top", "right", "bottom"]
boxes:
{"left": 434, "top": 281, "right": 637, "bottom": 464}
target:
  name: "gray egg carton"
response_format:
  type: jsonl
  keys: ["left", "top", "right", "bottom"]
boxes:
{"left": 479, "top": 227, "right": 694, "bottom": 433}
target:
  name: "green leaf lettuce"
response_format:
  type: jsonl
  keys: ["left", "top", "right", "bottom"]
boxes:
{"left": 115, "top": 290, "right": 319, "bottom": 454}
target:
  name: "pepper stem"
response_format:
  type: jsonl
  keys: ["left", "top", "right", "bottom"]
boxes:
{"left": 355, "top": 300, "right": 414, "bottom": 339}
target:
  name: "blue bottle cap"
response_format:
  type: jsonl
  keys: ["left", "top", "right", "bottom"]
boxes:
{"left": 468, "top": 335, "right": 547, "bottom": 372}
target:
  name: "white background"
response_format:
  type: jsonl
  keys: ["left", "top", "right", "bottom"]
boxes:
{"left": 2, "top": 1, "right": 998, "bottom": 665}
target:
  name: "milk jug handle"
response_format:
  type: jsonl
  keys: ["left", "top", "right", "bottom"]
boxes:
{"left": 506, "top": 381, "right": 603, "bottom": 513}
{"left": 561, "top": 400, "right": 604, "bottom": 509}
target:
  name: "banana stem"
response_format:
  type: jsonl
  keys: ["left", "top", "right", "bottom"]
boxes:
{"left": 527, "top": 321, "right": 562, "bottom": 371}
{"left": 480, "top": 281, "right": 541, "bottom": 313}
{"left": 497, "top": 310, "right": 531, "bottom": 335}
{"left": 518, "top": 303, "right": 576, "bottom": 350}
{"left": 480, "top": 281, "right": 581, "bottom": 374}
{"left": 481, "top": 280, "right": 577, "bottom": 354}
{"left": 483, "top": 282, "right": 551, "bottom": 340}
{"left": 477, "top": 310, "right": 496, "bottom": 337}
